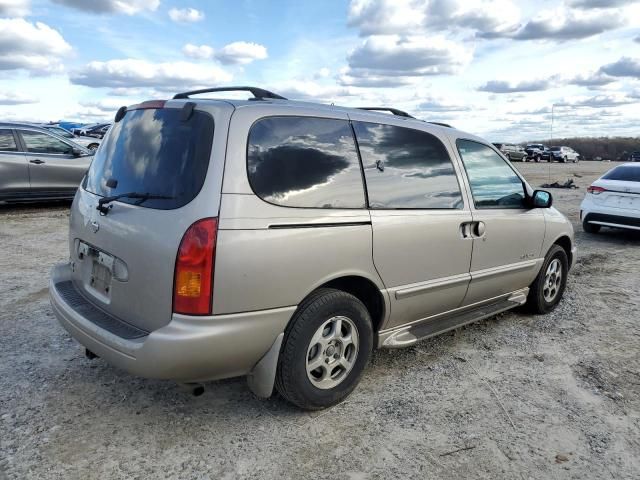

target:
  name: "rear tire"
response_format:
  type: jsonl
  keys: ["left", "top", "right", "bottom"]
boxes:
{"left": 582, "top": 219, "right": 601, "bottom": 233}
{"left": 275, "top": 288, "right": 373, "bottom": 410}
{"left": 535, "top": 155, "right": 541, "bottom": 163}
{"left": 525, "top": 245, "right": 568, "bottom": 314}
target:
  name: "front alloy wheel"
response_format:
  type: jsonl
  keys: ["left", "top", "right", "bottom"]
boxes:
{"left": 525, "top": 245, "right": 568, "bottom": 314}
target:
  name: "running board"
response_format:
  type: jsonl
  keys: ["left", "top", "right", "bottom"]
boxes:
{"left": 380, "top": 289, "right": 528, "bottom": 348}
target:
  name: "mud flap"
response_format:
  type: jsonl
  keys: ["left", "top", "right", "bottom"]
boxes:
{"left": 247, "top": 332, "right": 284, "bottom": 398}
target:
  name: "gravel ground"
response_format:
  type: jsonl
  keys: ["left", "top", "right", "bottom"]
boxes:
{"left": 1, "top": 161, "right": 639, "bottom": 479}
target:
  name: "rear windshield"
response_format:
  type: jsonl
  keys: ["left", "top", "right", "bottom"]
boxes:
{"left": 603, "top": 166, "right": 640, "bottom": 182}
{"left": 550, "top": 147, "right": 561, "bottom": 151}
{"left": 84, "top": 108, "right": 214, "bottom": 209}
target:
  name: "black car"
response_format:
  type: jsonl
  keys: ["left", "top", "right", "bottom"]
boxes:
{"left": 630, "top": 151, "right": 640, "bottom": 162}
{"left": 525, "top": 144, "right": 551, "bottom": 162}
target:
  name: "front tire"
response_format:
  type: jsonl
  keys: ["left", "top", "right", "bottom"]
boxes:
{"left": 275, "top": 288, "right": 373, "bottom": 410}
{"left": 525, "top": 245, "right": 568, "bottom": 314}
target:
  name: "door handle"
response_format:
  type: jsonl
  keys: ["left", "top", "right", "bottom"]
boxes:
{"left": 460, "top": 221, "right": 486, "bottom": 239}
{"left": 29, "top": 159, "right": 45, "bottom": 164}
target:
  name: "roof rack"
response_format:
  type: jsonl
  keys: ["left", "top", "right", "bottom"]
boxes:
{"left": 173, "top": 86, "right": 287, "bottom": 100}
{"left": 357, "top": 107, "right": 415, "bottom": 118}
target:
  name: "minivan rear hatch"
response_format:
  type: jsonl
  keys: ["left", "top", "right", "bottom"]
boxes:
{"left": 68, "top": 102, "right": 219, "bottom": 333}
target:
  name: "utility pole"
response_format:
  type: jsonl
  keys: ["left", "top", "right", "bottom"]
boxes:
{"left": 550, "top": 103, "right": 555, "bottom": 145}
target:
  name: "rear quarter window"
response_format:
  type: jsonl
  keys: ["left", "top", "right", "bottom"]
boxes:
{"left": 603, "top": 166, "right": 640, "bottom": 182}
{"left": 247, "top": 116, "right": 366, "bottom": 209}
{"left": 84, "top": 108, "right": 214, "bottom": 210}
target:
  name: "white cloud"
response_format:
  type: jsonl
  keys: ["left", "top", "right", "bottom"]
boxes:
{"left": 478, "top": 78, "right": 556, "bottom": 93}
{"left": 70, "top": 59, "right": 233, "bottom": 90}
{"left": 342, "top": 35, "right": 472, "bottom": 87}
{"left": 182, "top": 43, "right": 214, "bottom": 60}
{"left": 273, "top": 81, "right": 356, "bottom": 102}
{"left": 182, "top": 42, "right": 268, "bottom": 64}
{"left": 0, "top": 18, "right": 71, "bottom": 74}
{"left": 52, "top": 0, "right": 159, "bottom": 15}
{"left": 484, "top": 6, "right": 627, "bottom": 40}
{"left": 0, "top": 0, "right": 30, "bottom": 16}
{"left": 214, "top": 41, "right": 268, "bottom": 65}
{"left": 0, "top": 90, "right": 38, "bottom": 105}
{"left": 599, "top": 57, "right": 640, "bottom": 79}
{"left": 168, "top": 7, "right": 204, "bottom": 23}
{"left": 348, "top": 0, "right": 520, "bottom": 37}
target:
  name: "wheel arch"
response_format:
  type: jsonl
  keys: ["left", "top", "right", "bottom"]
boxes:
{"left": 300, "top": 274, "right": 388, "bottom": 335}
{"left": 552, "top": 235, "right": 573, "bottom": 267}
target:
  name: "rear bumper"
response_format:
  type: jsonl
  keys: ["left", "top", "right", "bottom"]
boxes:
{"left": 49, "top": 263, "right": 295, "bottom": 382}
{"left": 581, "top": 199, "right": 640, "bottom": 231}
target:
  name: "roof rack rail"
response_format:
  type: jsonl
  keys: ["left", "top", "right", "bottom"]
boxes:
{"left": 427, "top": 121, "right": 452, "bottom": 128}
{"left": 173, "top": 86, "right": 287, "bottom": 100}
{"left": 357, "top": 107, "right": 415, "bottom": 118}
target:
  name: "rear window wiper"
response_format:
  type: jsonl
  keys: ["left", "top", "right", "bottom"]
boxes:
{"left": 97, "top": 192, "right": 175, "bottom": 214}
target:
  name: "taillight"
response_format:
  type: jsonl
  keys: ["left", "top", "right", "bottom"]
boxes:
{"left": 587, "top": 185, "right": 607, "bottom": 195}
{"left": 173, "top": 218, "right": 217, "bottom": 315}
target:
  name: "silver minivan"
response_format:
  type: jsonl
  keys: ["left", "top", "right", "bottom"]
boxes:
{"left": 49, "top": 87, "right": 576, "bottom": 410}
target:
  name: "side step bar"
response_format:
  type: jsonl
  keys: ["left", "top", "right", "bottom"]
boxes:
{"left": 380, "top": 289, "right": 528, "bottom": 348}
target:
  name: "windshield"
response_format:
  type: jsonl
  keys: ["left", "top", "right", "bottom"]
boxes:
{"left": 48, "top": 127, "right": 74, "bottom": 138}
{"left": 84, "top": 107, "right": 214, "bottom": 210}
{"left": 603, "top": 166, "right": 640, "bottom": 182}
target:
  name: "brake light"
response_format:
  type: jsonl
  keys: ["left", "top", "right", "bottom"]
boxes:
{"left": 129, "top": 100, "right": 167, "bottom": 110}
{"left": 587, "top": 186, "right": 607, "bottom": 195}
{"left": 173, "top": 218, "right": 217, "bottom": 315}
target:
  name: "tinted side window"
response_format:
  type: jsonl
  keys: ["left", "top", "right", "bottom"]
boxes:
{"left": 457, "top": 139, "right": 525, "bottom": 209}
{"left": 247, "top": 117, "right": 365, "bottom": 209}
{"left": 20, "top": 131, "right": 73, "bottom": 154}
{"left": 0, "top": 130, "right": 18, "bottom": 152}
{"left": 353, "top": 121, "right": 463, "bottom": 209}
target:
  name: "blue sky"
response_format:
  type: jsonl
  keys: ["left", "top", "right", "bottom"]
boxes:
{"left": 0, "top": 0, "right": 639, "bottom": 142}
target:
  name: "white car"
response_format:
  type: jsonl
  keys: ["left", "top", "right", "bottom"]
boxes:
{"left": 581, "top": 163, "right": 640, "bottom": 233}
{"left": 38, "top": 125, "right": 101, "bottom": 151}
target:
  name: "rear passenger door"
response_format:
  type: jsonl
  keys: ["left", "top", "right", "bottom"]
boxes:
{"left": 351, "top": 119, "right": 473, "bottom": 330}
{"left": 0, "top": 128, "right": 29, "bottom": 199}
{"left": 17, "top": 129, "right": 90, "bottom": 197}
{"left": 455, "top": 139, "right": 546, "bottom": 305}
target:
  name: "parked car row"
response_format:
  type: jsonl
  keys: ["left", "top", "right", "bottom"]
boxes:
{"left": 73, "top": 122, "right": 111, "bottom": 139}
{"left": 493, "top": 143, "right": 581, "bottom": 163}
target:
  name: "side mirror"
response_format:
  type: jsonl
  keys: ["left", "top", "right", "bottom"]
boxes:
{"left": 531, "top": 190, "right": 552, "bottom": 208}
{"left": 72, "top": 147, "right": 84, "bottom": 157}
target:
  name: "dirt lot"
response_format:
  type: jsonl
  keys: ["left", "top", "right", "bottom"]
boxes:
{"left": 1, "top": 161, "right": 639, "bottom": 480}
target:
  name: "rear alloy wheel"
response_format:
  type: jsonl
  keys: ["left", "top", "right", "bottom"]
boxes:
{"left": 535, "top": 155, "right": 541, "bottom": 162}
{"left": 525, "top": 245, "right": 568, "bottom": 314}
{"left": 583, "top": 219, "right": 601, "bottom": 234}
{"left": 275, "top": 288, "right": 373, "bottom": 410}
{"left": 88, "top": 144, "right": 99, "bottom": 151}
{"left": 562, "top": 156, "right": 567, "bottom": 163}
